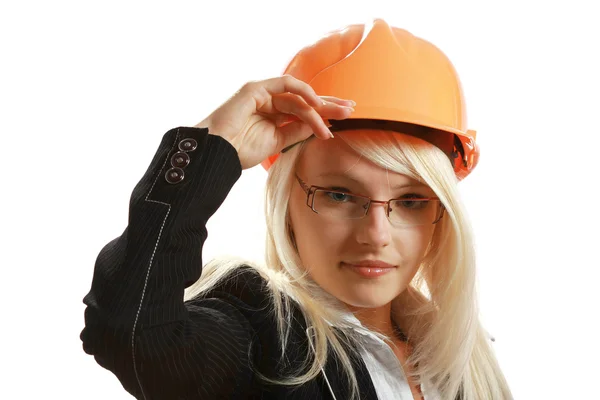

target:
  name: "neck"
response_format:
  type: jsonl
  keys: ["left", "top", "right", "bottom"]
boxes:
{"left": 347, "top": 302, "right": 396, "bottom": 338}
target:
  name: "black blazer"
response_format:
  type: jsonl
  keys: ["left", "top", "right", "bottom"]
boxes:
{"left": 80, "top": 127, "right": 382, "bottom": 399}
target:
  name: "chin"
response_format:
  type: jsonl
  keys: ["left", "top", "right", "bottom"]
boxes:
{"left": 340, "top": 290, "right": 399, "bottom": 309}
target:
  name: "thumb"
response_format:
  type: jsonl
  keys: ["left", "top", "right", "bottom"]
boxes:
{"left": 277, "top": 119, "right": 332, "bottom": 153}
{"left": 276, "top": 120, "right": 317, "bottom": 152}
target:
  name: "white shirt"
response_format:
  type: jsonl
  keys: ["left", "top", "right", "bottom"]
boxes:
{"left": 355, "top": 327, "right": 441, "bottom": 400}
{"left": 327, "top": 313, "right": 442, "bottom": 400}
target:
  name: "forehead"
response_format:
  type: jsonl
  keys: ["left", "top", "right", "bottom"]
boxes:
{"left": 296, "top": 130, "right": 421, "bottom": 188}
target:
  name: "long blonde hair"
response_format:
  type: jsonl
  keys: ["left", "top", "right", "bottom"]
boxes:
{"left": 185, "top": 130, "right": 512, "bottom": 400}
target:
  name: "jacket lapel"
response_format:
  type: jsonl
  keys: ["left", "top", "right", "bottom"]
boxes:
{"left": 318, "top": 330, "right": 379, "bottom": 400}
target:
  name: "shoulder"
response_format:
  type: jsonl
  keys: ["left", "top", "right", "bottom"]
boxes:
{"left": 191, "top": 264, "right": 311, "bottom": 373}
{"left": 203, "top": 264, "right": 273, "bottom": 309}
{"left": 189, "top": 264, "right": 297, "bottom": 328}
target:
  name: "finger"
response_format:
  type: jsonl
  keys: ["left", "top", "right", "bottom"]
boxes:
{"left": 319, "top": 96, "right": 356, "bottom": 107}
{"left": 315, "top": 99, "right": 355, "bottom": 118}
{"left": 263, "top": 104, "right": 341, "bottom": 127}
{"left": 256, "top": 75, "right": 323, "bottom": 109}
{"left": 272, "top": 94, "right": 332, "bottom": 139}
{"left": 273, "top": 93, "right": 354, "bottom": 125}
{"left": 264, "top": 112, "right": 302, "bottom": 127}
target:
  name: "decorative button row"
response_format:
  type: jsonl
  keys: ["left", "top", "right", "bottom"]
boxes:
{"left": 165, "top": 138, "right": 198, "bottom": 184}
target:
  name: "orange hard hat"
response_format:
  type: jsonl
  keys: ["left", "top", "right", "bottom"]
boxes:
{"left": 260, "top": 19, "right": 479, "bottom": 180}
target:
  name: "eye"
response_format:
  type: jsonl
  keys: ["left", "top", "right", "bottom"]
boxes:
{"left": 325, "top": 191, "right": 352, "bottom": 203}
{"left": 396, "top": 193, "right": 430, "bottom": 209}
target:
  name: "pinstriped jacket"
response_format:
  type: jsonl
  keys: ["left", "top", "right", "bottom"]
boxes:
{"left": 80, "top": 126, "right": 456, "bottom": 399}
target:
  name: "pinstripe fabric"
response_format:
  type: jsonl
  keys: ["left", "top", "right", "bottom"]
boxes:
{"left": 81, "top": 127, "right": 381, "bottom": 399}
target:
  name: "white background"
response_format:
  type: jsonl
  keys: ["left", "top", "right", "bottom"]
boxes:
{"left": 1, "top": 1, "right": 599, "bottom": 398}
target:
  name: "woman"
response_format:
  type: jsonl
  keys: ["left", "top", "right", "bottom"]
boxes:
{"left": 81, "top": 19, "right": 512, "bottom": 399}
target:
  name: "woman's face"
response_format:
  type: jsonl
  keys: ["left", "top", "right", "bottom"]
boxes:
{"left": 288, "top": 132, "right": 438, "bottom": 309}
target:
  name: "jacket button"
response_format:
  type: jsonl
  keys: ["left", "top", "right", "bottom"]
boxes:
{"left": 165, "top": 167, "right": 184, "bottom": 184}
{"left": 171, "top": 152, "right": 190, "bottom": 168}
{"left": 179, "top": 138, "right": 197, "bottom": 152}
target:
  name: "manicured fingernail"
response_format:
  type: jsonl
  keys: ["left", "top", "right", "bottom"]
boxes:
{"left": 347, "top": 100, "right": 356, "bottom": 106}
{"left": 328, "top": 129, "right": 334, "bottom": 138}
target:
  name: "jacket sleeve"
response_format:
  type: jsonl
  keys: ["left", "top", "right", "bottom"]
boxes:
{"left": 80, "top": 126, "right": 257, "bottom": 399}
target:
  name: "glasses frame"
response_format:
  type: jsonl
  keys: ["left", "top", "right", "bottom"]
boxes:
{"left": 295, "top": 174, "right": 445, "bottom": 225}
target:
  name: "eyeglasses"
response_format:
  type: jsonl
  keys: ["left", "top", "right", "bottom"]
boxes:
{"left": 295, "top": 174, "right": 445, "bottom": 226}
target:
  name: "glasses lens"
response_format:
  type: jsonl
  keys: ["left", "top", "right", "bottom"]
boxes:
{"left": 388, "top": 198, "right": 440, "bottom": 225}
{"left": 313, "top": 190, "right": 369, "bottom": 219}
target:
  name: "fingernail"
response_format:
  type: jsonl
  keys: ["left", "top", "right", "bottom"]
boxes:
{"left": 328, "top": 129, "right": 334, "bottom": 138}
{"left": 347, "top": 100, "right": 356, "bottom": 106}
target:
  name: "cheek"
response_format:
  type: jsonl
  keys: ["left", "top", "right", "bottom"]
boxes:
{"left": 393, "top": 226, "right": 436, "bottom": 266}
{"left": 289, "top": 197, "right": 348, "bottom": 265}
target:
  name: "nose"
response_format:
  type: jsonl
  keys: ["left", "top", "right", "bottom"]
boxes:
{"left": 355, "top": 201, "right": 391, "bottom": 248}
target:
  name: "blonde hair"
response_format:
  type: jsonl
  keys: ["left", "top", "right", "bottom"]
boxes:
{"left": 185, "top": 130, "right": 513, "bottom": 400}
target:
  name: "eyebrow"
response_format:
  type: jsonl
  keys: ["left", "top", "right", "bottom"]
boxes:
{"left": 315, "top": 172, "right": 428, "bottom": 190}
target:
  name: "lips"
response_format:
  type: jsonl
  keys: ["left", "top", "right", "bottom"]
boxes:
{"left": 344, "top": 260, "right": 396, "bottom": 269}
{"left": 341, "top": 260, "right": 396, "bottom": 278}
